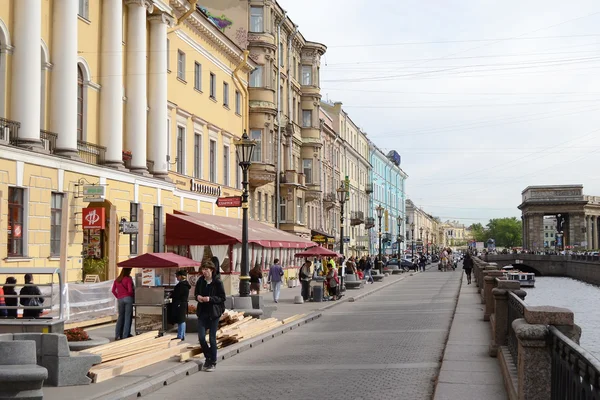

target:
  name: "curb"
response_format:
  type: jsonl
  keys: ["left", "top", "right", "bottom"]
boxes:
{"left": 91, "top": 312, "right": 323, "bottom": 400}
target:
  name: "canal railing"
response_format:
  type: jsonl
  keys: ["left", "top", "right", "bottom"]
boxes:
{"left": 472, "top": 256, "right": 596, "bottom": 400}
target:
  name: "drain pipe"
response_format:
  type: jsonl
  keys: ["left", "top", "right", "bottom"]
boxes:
{"left": 318, "top": 118, "right": 325, "bottom": 231}
{"left": 275, "top": 12, "right": 286, "bottom": 229}
{"left": 287, "top": 24, "right": 299, "bottom": 173}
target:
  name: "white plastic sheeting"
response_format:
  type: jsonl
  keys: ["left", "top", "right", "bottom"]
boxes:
{"left": 39, "top": 281, "right": 116, "bottom": 322}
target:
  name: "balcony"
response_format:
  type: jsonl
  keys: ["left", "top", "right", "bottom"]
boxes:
{"left": 365, "top": 217, "right": 375, "bottom": 229}
{"left": 304, "top": 183, "right": 321, "bottom": 202}
{"left": 1, "top": 117, "right": 20, "bottom": 144}
{"left": 323, "top": 192, "right": 337, "bottom": 209}
{"left": 281, "top": 170, "right": 306, "bottom": 186}
{"left": 77, "top": 140, "right": 106, "bottom": 165}
{"left": 40, "top": 130, "right": 57, "bottom": 153}
{"left": 365, "top": 183, "right": 373, "bottom": 194}
{"left": 248, "top": 162, "right": 276, "bottom": 188}
{"left": 351, "top": 211, "right": 365, "bottom": 226}
{"left": 382, "top": 233, "right": 392, "bottom": 243}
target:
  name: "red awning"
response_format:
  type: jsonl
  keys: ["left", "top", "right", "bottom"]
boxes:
{"left": 165, "top": 211, "right": 316, "bottom": 249}
{"left": 294, "top": 246, "right": 340, "bottom": 258}
{"left": 117, "top": 252, "right": 201, "bottom": 269}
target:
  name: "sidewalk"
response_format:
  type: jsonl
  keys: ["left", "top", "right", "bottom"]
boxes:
{"left": 43, "top": 270, "right": 414, "bottom": 400}
{"left": 433, "top": 272, "right": 508, "bottom": 400}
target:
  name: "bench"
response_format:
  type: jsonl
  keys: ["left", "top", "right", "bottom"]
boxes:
{"left": 370, "top": 270, "right": 385, "bottom": 282}
{"left": 383, "top": 265, "right": 400, "bottom": 275}
{"left": 345, "top": 274, "right": 363, "bottom": 289}
{"left": 0, "top": 333, "right": 101, "bottom": 387}
{"left": 0, "top": 340, "right": 47, "bottom": 399}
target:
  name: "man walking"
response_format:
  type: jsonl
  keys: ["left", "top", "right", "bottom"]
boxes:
{"left": 364, "top": 256, "right": 374, "bottom": 284}
{"left": 463, "top": 253, "right": 474, "bottom": 284}
{"left": 267, "top": 258, "right": 284, "bottom": 303}
{"left": 299, "top": 260, "right": 312, "bottom": 301}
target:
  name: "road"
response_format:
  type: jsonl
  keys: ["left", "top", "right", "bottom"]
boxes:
{"left": 144, "top": 267, "right": 462, "bottom": 400}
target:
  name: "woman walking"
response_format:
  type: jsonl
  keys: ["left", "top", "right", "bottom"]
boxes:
{"left": 249, "top": 264, "right": 262, "bottom": 294}
{"left": 171, "top": 270, "right": 191, "bottom": 340}
{"left": 111, "top": 268, "right": 134, "bottom": 340}
{"left": 463, "top": 253, "right": 474, "bottom": 284}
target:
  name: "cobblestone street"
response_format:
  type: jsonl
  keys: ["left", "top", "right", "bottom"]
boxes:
{"left": 144, "top": 268, "right": 462, "bottom": 400}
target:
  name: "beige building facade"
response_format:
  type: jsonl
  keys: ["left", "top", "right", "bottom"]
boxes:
{"left": 406, "top": 199, "right": 439, "bottom": 255}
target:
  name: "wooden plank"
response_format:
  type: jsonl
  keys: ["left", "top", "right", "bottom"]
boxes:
{"left": 99, "top": 335, "right": 176, "bottom": 362}
{"left": 179, "top": 346, "right": 202, "bottom": 362}
{"left": 89, "top": 343, "right": 187, "bottom": 383}
{"left": 282, "top": 314, "right": 306, "bottom": 325}
{"left": 64, "top": 315, "right": 118, "bottom": 330}
{"left": 83, "top": 331, "right": 160, "bottom": 355}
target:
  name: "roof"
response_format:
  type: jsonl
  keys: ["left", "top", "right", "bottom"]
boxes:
{"left": 117, "top": 252, "right": 201, "bottom": 269}
{"left": 165, "top": 211, "right": 316, "bottom": 249}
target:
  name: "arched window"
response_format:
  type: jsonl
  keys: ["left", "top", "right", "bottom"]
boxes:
{"left": 77, "top": 65, "right": 84, "bottom": 141}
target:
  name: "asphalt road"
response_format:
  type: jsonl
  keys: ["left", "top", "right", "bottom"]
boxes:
{"left": 143, "top": 267, "right": 462, "bottom": 400}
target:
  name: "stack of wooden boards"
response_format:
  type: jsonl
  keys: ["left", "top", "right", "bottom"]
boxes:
{"left": 83, "top": 310, "right": 307, "bottom": 383}
{"left": 179, "top": 310, "right": 306, "bottom": 361}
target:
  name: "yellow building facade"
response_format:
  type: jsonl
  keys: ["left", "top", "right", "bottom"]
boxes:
{"left": 0, "top": 0, "right": 254, "bottom": 283}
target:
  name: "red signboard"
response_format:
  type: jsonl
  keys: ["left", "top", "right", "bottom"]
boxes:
{"left": 216, "top": 196, "right": 242, "bottom": 208}
{"left": 82, "top": 207, "right": 106, "bottom": 229}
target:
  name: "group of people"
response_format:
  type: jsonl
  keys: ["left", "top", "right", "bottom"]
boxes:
{"left": 439, "top": 248, "right": 456, "bottom": 272}
{"left": 0, "top": 274, "right": 44, "bottom": 318}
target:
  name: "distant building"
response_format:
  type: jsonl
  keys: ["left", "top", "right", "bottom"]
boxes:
{"left": 544, "top": 216, "right": 557, "bottom": 248}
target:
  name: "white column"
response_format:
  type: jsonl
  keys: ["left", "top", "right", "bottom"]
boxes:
{"left": 100, "top": 0, "right": 124, "bottom": 167}
{"left": 10, "top": 0, "right": 42, "bottom": 148}
{"left": 148, "top": 13, "right": 173, "bottom": 179}
{"left": 125, "top": 0, "right": 153, "bottom": 173}
{"left": 50, "top": 0, "right": 79, "bottom": 157}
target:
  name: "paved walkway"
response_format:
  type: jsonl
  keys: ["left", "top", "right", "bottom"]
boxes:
{"left": 142, "top": 267, "right": 463, "bottom": 400}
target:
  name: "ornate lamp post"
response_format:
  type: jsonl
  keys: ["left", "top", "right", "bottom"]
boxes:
{"left": 336, "top": 183, "right": 348, "bottom": 256}
{"left": 410, "top": 222, "right": 415, "bottom": 262}
{"left": 234, "top": 130, "right": 256, "bottom": 297}
{"left": 376, "top": 204, "right": 384, "bottom": 274}
{"left": 426, "top": 229, "right": 430, "bottom": 256}
{"left": 396, "top": 215, "right": 403, "bottom": 257}
{"left": 419, "top": 227, "right": 423, "bottom": 254}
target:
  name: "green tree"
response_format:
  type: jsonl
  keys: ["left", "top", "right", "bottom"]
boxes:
{"left": 468, "top": 223, "right": 488, "bottom": 242}
{"left": 486, "top": 217, "right": 522, "bottom": 248}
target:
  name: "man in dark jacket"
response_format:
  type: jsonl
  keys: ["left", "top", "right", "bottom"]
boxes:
{"left": 463, "top": 253, "right": 474, "bottom": 284}
{"left": 171, "top": 270, "right": 191, "bottom": 340}
{"left": 194, "top": 260, "right": 226, "bottom": 372}
{"left": 20, "top": 274, "right": 43, "bottom": 318}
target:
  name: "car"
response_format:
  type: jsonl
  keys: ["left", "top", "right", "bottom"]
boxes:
{"left": 400, "top": 258, "right": 417, "bottom": 271}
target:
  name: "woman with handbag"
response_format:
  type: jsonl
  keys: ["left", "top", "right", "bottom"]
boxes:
{"left": 111, "top": 268, "right": 134, "bottom": 340}
{"left": 326, "top": 264, "right": 339, "bottom": 301}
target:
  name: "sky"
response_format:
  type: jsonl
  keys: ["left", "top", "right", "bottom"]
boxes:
{"left": 277, "top": 0, "right": 600, "bottom": 226}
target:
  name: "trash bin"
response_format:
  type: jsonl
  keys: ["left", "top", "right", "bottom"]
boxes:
{"left": 312, "top": 285, "right": 323, "bottom": 302}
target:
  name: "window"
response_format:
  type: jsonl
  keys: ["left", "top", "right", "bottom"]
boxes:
{"left": 77, "top": 65, "right": 84, "bottom": 141}
{"left": 194, "top": 133, "right": 201, "bottom": 178}
{"left": 303, "top": 159, "right": 313, "bottom": 184}
{"left": 258, "top": 192, "right": 262, "bottom": 221}
{"left": 209, "top": 140, "right": 216, "bottom": 182}
{"left": 176, "top": 126, "right": 184, "bottom": 173}
{"left": 130, "top": 203, "right": 140, "bottom": 255}
{"left": 271, "top": 195, "right": 276, "bottom": 222}
{"left": 279, "top": 43, "right": 284, "bottom": 67}
{"left": 194, "top": 62, "right": 201, "bottom": 90}
{"left": 153, "top": 206, "right": 164, "bottom": 252}
{"left": 265, "top": 193, "right": 268, "bottom": 222}
{"left": 250, "top": 129, "right": 262, "bottom": 162}
{"left": 235, "top": 91, "right": 241, "bottom": 115}
{"left": 7, "top": 188, "right": 24, "bottom": 257}
{"left": 223, "top": 145, "right": 229, "bottom": 186}
{"left": 280, "top": 197, "right": 286, "bottom": 222}
{"left": 210, "top": 73, "right": 216, "bottom": 99}
{"left": 50, "top": 193, "right": 63, "bottom": 256}
{"left": 301, "top": 65, "right": 312, "bottom": 85}
{"left": 166, "top": 39, "right": 170, "bottom": 71}
{"left": 249, "top": 192, "right": 255, "bottom": 220}
{"left": 249, "top": 66, "right": 263, "bottom": 87}
{"left": 297, "top": 197, "right": 304, "bottom": 224}
{"left": 177, "top": 50, "right": 186, "bottom": 80}
{"left": 293, "top": 57, "right": 297, "bottom": 79}
{"left": 223, "top": 82, "right": 229, "bottom": 107}
{"left": 302, "top": 110, "right": 312, "bottom": 127}
{"left": 78, "top": 0, "right": 89, "bottom": 19}
{"left": 249, "top": 6, "right": 263, "bottom": 32}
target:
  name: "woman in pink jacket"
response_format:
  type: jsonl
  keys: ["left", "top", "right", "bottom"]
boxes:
{"left": 111, "top": 268, "right": 134, "bottom": 340}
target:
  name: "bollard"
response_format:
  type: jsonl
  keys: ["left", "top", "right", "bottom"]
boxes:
{"left": 489, "top": 280, "right": 521, "bottom": 357}
{"left": 483, "top": 271, "right": 505, "bottom": 321}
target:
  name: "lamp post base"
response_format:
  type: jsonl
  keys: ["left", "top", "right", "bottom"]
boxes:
{"left": 239, "top": 278, "right": 251, "bottom": 298}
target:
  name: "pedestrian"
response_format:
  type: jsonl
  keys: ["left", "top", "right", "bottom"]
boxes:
{"left": 111, "top": 268, "right": 134, "bottom": 340}
{"left": 299, "top": 260, "right": 312, "bottom": 301}
{"left": 0, "top": 284, "right": 6, "bottom": 318}
{"left": 194, "top": 260, "right": 226, "bottom": 372}
{"left": 419, "top": 253, "right": 427, "bottom": 272}
{"left": 249, "top": 264, "right": 262, "bottom": 294}
{"left": 326, "top": 263, "right": 339, "bottom": 300}
{"left": 364, "top": 257, "right": 374, "bottom": 284}
{"left": 267, "top": 258, "right": 284, "bottom": 303}
{"left": 20, "top": 273, "right": 44, "bottom": 319}
{"left": 3, "top": 277, "right": 17, "bottom": 318}
{"left": 463, "top": 253, "right": 474, "bottom": 284}
{"left": 170, "top": 270, "right": 191, "bottom": 340}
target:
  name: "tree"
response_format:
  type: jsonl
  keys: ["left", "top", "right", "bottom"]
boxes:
{"left": 468, "top": 223, "right": 487, "bottom": 242}
{"left": 486, "top": 217, "right": 522, "bottom": 248}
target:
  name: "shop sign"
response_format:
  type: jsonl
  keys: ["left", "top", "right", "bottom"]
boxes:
{"left": 327, "top": 237, "right": 336, "bottom": 244}
{"left": 312, "top": 234, "right": 327, "bottom": 243}
{"left": 216, "top": 196, "right": 242, "bottom": 208}
{"left": 190, "top": 179, "right": 221, "bottom": 197}
{"left": 122, "top": 221, "right": 139, "bottom": 234}
{"left": 82, "top": 207, "right": 105, "bottom": 229}
{"left": 82, "top": 185, "right": 106, "bottom": 202}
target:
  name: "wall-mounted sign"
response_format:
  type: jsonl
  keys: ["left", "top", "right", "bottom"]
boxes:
{"left": 216, "top": 196, "right": 242, "bottom": 208}
{"left": 82, "top": 207, "right": 106, "bottom": 229}
{"left": 312, "top": 234, "right": 327, "bottom": 243}
{"left": 122, "top": 221, "right": 139, "bottom": 234}
{"left": 82, "top": 185, "right": 106, "bottom": 202}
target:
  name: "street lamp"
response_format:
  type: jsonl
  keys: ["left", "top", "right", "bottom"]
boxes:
{"left": 336, "top": 182, "right": 348, "bottom": 257}
{"left": 376, "top": 204, "right": 384, "bottom": 274}
{"left": 396, "top": 215, "right": 403, "bottom": 257}
{"left": 410, "top": 222, "right": 415, "bottom": 262}
{"left": 426, "top": 229, "right": 430, "bottom": 256}
{"left": 234, "top": 130, "right": 256, "bottom": 297}
{"left": 419, "top": 227, "right": 423, "bottom": 255}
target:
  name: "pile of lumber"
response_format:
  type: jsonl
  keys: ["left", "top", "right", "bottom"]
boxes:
{"left": 86, "top": 331, "right": 187, "bottom": 383}
{"left": 179, "top": 311, "right": 306, "bottom": 361}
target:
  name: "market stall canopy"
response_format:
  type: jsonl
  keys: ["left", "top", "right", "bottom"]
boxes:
{"left": 166, "top": 211, "right": 317, "bottom": 249}
{"left": 117, "top": 252, "right": 201, "bottom": 269}
{"left": 294, "top": 246, "right": 340, "bottom": 258}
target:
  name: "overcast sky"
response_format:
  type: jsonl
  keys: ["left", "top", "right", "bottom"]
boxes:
{"left": 278, "top": 0, "right": 600, "bottom": 226}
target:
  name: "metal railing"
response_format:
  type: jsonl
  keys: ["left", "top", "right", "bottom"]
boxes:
{"left": 382, "top": 233, "right": 392, "bottom": 243}
{"left": 507, "top": 291, "right": 525, "bottom": 367}
{"left": 77, "top": 140, "right": 106, "bottom": 165}
{"left": 365, "top": 217, "right": 375, "bottom": 229}
{"left": 40, "top": 130, "right": 58, "bottom": 153}
{"left": 351, "top": 211, "right": 365, "bottom": 226}
{"left": 1, "top": 117, "right": 20, "bottom": 144}
{"left": 549, "top": 325, "right": 600, "bottom": 400}
{"left": 365, "top": 183, "right": 373, "bottom": 194}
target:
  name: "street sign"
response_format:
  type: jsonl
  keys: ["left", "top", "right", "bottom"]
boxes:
{"left": 82, "top": 185, "right": 106, "bottom": 202}
{"left": 216, "top": 196, "right": 242, "bottom": 208}
{"left": 122, "top": 221, "right": 139, "bottom": 234}
{"left": 343, "top": 237, "right": 350, "bottom": 243}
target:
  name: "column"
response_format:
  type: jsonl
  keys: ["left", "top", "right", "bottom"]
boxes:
{"left": 586, "top": 215, "right": 592, "bottom": 249}
{"left": 125, "top": 0, "right": 153, "bottom": 174}
{"left": 594, "top": 216, "right": 599, "bottom": 249}
{"left": 10, "top": 0, "right": 42, "bottom": 148}
{"left": 50, "top": 0, "right": 79, "bottom": 157}
{"left": 148, "top": 13, "right": 173, "bottom": 179}
{"left": 100, "top": 0, "right": 125, "bottom": 168}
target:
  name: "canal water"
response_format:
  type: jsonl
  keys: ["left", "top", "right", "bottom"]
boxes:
{"left": 523, "top": 276, "right": 600, "bottom": 360}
